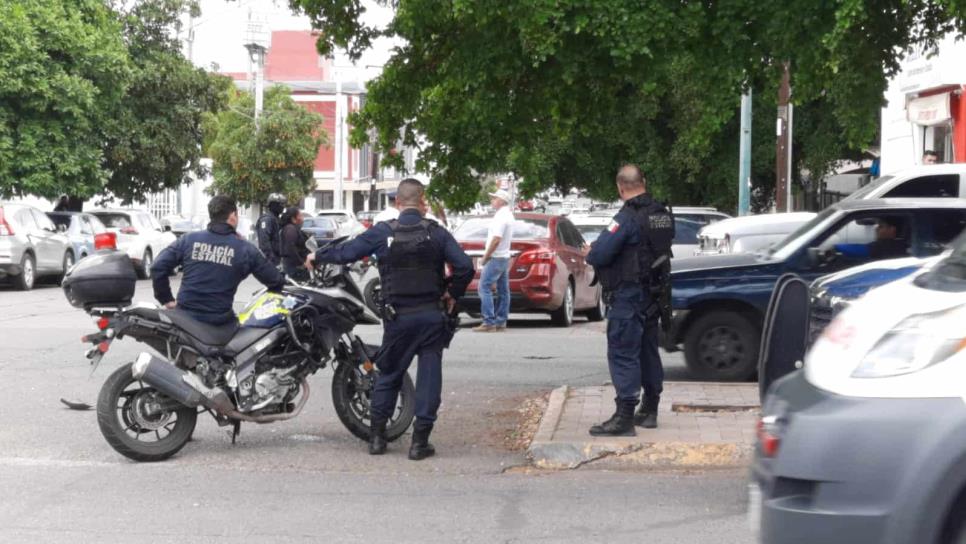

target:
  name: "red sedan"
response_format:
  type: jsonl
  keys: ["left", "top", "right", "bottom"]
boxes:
{"left": 454, "top": 213, "right": 604, "bottom": 326}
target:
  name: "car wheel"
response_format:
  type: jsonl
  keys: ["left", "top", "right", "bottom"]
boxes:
{"left": 14, "top": 253, "right": 35, "bottom": 291}
{"left": 137, "top": 250, "right": 153, "bottom": 280}
{"left": 585, "top": 287, "right": 605, "bottom": 322}
{"left": 550, "top": 281, "right": 575, "bottom": 327}
{"left": 60, "top": 251, "right": 75, "bottom": 281}
{"left": 684, "top": 310, "right": 759, "bottom": 381}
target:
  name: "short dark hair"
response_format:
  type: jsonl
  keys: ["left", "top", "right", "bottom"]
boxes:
{"left": 616, "top": 164, "right": 646, "bottom": 189}
{"left": 924, "top": 150, "right": 939, "bottom": 157}
{"left": 877, "top": 216, "right": 901, "bottom": 230}
{"left": 209, "top": 195, "right": 237, "bottom": 223}
{"left": 396, "top": 178, "right": 425, "bottom": 207}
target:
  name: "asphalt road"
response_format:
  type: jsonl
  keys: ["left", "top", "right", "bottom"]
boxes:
{"left": 0, "top": 276, "right": 754, "bottom": 543}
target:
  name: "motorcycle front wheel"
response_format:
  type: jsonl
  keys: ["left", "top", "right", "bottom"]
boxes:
{"left": 331, "top": 358, "right": 415, "bottom": 442}
{"left": 96, "top": 363, "right": 198, "bottom": 462}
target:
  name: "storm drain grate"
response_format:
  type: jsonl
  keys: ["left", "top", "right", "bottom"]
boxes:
{"left": 671, "top": 403, "right": 760, "bottom": 414}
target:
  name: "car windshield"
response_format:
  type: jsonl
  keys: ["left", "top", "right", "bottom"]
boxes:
{"left": 95, "top": 213, "right": 132, "bottom": 229}
{"left": 575, "top": 224, "right": 605, "bottom": 243}
{"left": 672, "top": 218, "right": 703, "bottom": 245}
{"left": 303, "top": 217, "right": 337, "bottom": 229}
{"left": 842, "top": 175, "right": 894, "bottom": 201}
{"left": 767, "top": 208, "right": 838, "bottom": 260}
{"left": 318, "top": 213, "right": 349, "bottom": 224}
{"left": 455, "top": 217, "right": 550, "bottom": 240}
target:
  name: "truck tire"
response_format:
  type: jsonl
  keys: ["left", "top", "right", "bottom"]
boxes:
{"left": 684, "top": 310, "right": 759, "bottom": 381}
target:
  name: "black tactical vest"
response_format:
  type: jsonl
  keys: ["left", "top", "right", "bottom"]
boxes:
{"left": 598, "top": 195, "right": 674, "bottom": 293}
{"left": 378, "top": 219, "right": 445, "bottom": 303}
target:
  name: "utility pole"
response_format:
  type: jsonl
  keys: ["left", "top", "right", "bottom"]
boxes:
{"left": 335, "top": 75, "right": 344, "bottom": 210}
{"left": 243, "top": 12, "right": 268, "bottom": 219}
{"left": 738, "top": 90, "right": 752, "bottom": 216}
{"left": 775, "top": 62, "right": 792, "bottom": 212}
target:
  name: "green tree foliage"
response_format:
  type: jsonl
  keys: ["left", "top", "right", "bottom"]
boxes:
{"left": 0, "top": 0, "right": 129, "bottom": 200}
{"left": 103, "top": 0, "right": 230, "bottom": 203}
{"left": 207, "top": 86, "right": 327, "bottom": 204}
{"left": 291, "top": 0, "right": 966, "bottom": 211}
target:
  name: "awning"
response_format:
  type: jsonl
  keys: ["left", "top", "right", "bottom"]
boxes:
{"left": 906, "top": 92, "right": 952, "bottom": 126}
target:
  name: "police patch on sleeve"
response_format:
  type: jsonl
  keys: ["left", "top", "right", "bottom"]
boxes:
{"left": 607, "top": 220, "right": 620, "bottom": 233}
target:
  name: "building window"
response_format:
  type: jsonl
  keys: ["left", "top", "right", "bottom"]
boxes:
{"left": 314, "top": 190, "right": 334, "bottom": 210}
{"left": 924, "top": 123, "right": 953, "bottom": 162}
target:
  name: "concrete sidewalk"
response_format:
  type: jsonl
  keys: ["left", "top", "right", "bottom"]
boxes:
{"left": 528, "top": 382, "right": 760, "bottom": 469}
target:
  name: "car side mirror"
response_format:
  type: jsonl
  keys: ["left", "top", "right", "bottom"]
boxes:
{"left": 56, "top": 224, "right": 67, "bottom": 233}
{"left": 806, "top": 247, "right": 823, "bottom": 266}
{"left": 163, "top": 225, "right": 171, "bottom": 232}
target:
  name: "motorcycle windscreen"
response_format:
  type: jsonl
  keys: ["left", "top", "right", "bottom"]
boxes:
{"left": 758, "top": 274, "right": 810, "bottom": 401}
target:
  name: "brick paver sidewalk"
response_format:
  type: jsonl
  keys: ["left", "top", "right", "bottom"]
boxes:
{"left": 529, "top": 382, "right": 760, "bottom": 469}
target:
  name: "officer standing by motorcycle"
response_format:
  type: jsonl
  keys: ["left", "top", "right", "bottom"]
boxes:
{"left": 306, "top": 178, "right": 473, "bottom": 460}
{"left": 585, "top": 164, "right": 674, "bottom": 436}
{"left": 256, "top": 193, "right": 286, "bottom": 266}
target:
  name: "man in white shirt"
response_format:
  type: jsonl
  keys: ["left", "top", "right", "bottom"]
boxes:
{"left": 474, "top": 189, "right": 514, "bottom": 332}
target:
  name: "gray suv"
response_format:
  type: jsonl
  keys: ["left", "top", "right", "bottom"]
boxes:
{"left": 0, "top": 202, "right": 73, "bottom": 290}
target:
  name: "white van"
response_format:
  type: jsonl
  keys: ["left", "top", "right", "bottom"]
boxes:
{"left": 847, "top": 163, "right": 966, "bottom": 200}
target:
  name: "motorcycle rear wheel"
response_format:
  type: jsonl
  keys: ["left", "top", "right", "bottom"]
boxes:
{"left": 96, "top": 363, "right": 197, "bottom": 462}
{"left": 332, "top": 359, "right": 415, "bottom": 443}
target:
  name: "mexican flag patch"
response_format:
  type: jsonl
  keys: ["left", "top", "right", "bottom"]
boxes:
{"left": 607, "top": 220, "right": 620, "bottom": 233}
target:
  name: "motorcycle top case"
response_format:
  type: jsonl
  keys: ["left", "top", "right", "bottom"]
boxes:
{"left": 62, "top": 250, "right": 138, "bottom": 309}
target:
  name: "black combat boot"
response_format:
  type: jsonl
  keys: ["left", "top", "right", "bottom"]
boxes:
{"left": 589, "top": 399, "right": 637, "bottom": 437}
{"left": 634, "top": 396, "right": 660, "bottom": 429}
{"left": 408, "top": 423, "right": 436, "bottom": 461}
{"left": 369, "top": 417, "right": 388, "bottom": 455}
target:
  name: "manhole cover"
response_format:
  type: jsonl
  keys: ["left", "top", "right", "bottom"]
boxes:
{"left": 672, "top": 403, "right": 759, "bottom": 414}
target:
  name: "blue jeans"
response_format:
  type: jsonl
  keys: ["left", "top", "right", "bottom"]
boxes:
{"left": 478, "top": 257, "right": 510, "bottom": 326}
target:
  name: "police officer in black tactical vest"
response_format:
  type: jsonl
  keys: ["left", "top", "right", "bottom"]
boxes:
{"left": 585, "top": 164, "right": 674, "bottom": 436}
{"left": 256, "top": 193, "right": 286, "bottom": 266}
{"left": 306, "top": 179, "right": 474, "bottom": 460}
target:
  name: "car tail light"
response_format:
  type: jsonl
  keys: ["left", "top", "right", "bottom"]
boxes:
{"left": 756, "top": 415, "right": 785, "bottom": 458}
{"left": 0, "top": 208, "right": 13, "bottom": 236}
{"left": 96, "top": 317, "right": 110, "bottom": 330}
{"left": 516, "top": 250, "right": 555, "bottom": 266}
{"left": 94, "top": 232, "right": 117, "bottom": 250}
{"left": 120, "top": 226, "right": 138, "bottom": 235}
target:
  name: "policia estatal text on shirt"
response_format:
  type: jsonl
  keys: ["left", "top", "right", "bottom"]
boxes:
{"left": 306, "top": 178, "right": 474, "bottom": 460}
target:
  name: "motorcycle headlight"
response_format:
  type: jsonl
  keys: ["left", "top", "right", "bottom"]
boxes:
{"left": 852, "top": 306, "right": 966, "bottom": 378}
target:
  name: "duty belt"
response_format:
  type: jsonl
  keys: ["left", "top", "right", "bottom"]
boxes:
{"left": 381, "top": 301, "right": 443, "bottom": 320}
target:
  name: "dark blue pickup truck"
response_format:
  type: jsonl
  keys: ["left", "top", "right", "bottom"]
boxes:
{"left": 665, "top": 199, "right": 966, "bottom": 381}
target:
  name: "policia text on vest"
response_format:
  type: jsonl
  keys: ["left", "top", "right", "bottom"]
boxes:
{"left": 305, "top": 181, "right": 473, "bottom": 461}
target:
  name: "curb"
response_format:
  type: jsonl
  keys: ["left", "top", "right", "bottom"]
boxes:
{"left": 527, "top": 385, "right": 756, "bottom": 470}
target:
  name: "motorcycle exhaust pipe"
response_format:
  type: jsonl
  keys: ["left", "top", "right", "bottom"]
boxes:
{"left": 131, "top": 352, "right": 234, "bottom": 414}
{"left": 130, "top": 352, "right": 310, "bottom": 423}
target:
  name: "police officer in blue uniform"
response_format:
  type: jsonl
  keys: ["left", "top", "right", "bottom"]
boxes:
{"left": 586, "top": 165, "right": 674, "bottom": 436}
{"left": 152, "top": 196, "right": 285, "bottom": 325}
{"left": 255, "top": 193, "right": 286, "bottom": 266}
{"left": 306, "top": 178, "right": 473, "bottom": 460}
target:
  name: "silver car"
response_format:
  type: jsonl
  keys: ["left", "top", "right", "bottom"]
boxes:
{"left": 0, "top": 202, "right": 73, "bottom": 290}
{"left": 46, "top": 212, "right": 112, "bottom": 261}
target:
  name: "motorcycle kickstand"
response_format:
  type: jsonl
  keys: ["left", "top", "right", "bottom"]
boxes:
{"left": 230, "top": 420, "right": 241, "bottom": 445}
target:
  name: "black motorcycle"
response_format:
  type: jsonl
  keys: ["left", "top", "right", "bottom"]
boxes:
{"left": 63, "top": 249, "right": 415, "bottom": 462}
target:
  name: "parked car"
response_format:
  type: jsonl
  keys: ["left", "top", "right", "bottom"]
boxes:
{"left": 89, "top": 209, "right": 177, "bottom": 279}
{"left": 160, "top": 214, "right": 197, "bottom": 238}
{"left": 569, "top": 211, "right": 615, "bottom": 244}
{"left": 752, "top": 238, "right": 966, "bottom": 543}
{"left": 0, "top": 202, "right": 73, "bottom": 290}
{"left": 301, "top": 216, "right": 339, "bottom": 245}
{"left": 314, "top": 209, "right": 365, "bottom": 237}
{"left": 666, "top": 199, "right": 966, "bottom": 381}
{"left": 46, "top": 212, "right": 117, "bottom": 260}
{"left": 696, "top": 212, "right": 815, "bottom": 256}
{"left": 807, "top": 254, "right": 941, "bottom": 345}
{"left": 845, "top": 163, "right": 966, "bottom": 201}
{"left": 672, "top": 206, "right": 730, "bottom": 225}
{"left": 454, "top": 213, "right": 604, "bottom": 326}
